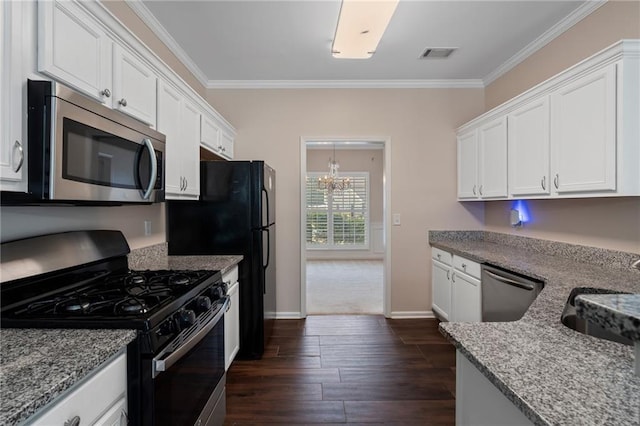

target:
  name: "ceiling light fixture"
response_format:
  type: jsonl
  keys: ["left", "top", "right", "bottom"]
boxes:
{"left": 331, "top": 0, "right": 399, "bottom": 59}
{"left": 318, "top": 144, "right": 351, "bottom": 194}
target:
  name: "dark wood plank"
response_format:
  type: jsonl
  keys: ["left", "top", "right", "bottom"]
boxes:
{"left": 344, "top": 400, "right": 455, "bottom": 424}
{"left": 224, "top": 315, "right": 456, "bottom": 425}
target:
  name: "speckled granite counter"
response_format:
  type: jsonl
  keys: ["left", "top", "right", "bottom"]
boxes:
{"left": 0, "top": 329, "right": 136, "bottom": 426}
{"left": 128, "top": 242, "right": 242, "bottom": 274}
{"left": 429, "top": 231, "right": 640, "bottom": 426}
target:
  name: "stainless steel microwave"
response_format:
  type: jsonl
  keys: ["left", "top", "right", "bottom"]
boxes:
{"left": 22, "top": 80, "right": 165, "bottom": 204}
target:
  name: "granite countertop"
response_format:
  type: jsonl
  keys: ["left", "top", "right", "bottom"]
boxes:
{"left": 575, "top": 294, "right": 640, "bottom": 342}
{"left": 128, "top": 243, "right": 242, "bottom": 274}
{"left": 429, "top": 231, "right": 640, "bottom": 426}
{"left": 0, "top": 329, "right": 136, "bottom": 426}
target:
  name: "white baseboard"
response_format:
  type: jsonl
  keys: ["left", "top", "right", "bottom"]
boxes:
{"left": 390, "top": 310, "right": 436, "bottom": 319}
{"left": 274, "top": 312, "right": 304, "bottom": 319}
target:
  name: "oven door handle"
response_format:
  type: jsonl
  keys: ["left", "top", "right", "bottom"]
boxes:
{"left": 153, "top": 297, "right": 228, "bottom": 378}
{"left": 141, "top": 138, "right": 158, "bottom": 200}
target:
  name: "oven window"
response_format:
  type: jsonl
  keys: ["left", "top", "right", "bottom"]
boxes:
{"left": 62, "top": 118, "right": 157, "bottom": 189}
{"left": 154, "top": 317, "right": 225, "bottom": 425}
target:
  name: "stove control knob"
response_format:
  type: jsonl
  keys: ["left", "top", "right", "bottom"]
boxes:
{"left": 194, "top": 296, "right": 212, "bottom": 313}
{"left": 210, "top": 285, "right": 224, "bottom": 301}
{"left": 178, "top": 309, "right": 196, "bottom": 329}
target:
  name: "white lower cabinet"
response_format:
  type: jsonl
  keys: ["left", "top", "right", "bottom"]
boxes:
{"left": 25, "top": 351, "right": 127, "bottom": 426}
{"left": 224, "top": 265, "right": 240, "bottom": 370}
{"left": 456, "top": 351, "right": 532, "bottom": 426}
{"left": 431, "top": 248, "right": 481, "bottom": 323}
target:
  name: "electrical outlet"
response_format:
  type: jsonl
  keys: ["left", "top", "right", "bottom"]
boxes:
{"left": 144, "top": 220, "right": 152, "bottom": 236}
{"left": 392, "top": 213, "right": 401, "bottom": 226}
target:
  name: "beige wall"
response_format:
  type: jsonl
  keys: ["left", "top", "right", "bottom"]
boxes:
{"left": 0, "top": 204, "right": 166, "bottom": 249}
{"left": 485, "top": 1, "right": 640, "bottom": 109}
{"left": 483, "top": 0, "right": 640, "bottom": 255}
{"left": 306, "top": 149, "right": 384, "bottom": 260}
{"left": 206, "top": 88, "right": 485, "bottom": 315}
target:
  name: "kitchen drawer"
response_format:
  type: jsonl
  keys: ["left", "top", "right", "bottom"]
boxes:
{"left": 453, "top": 255, "right": 481, "bottom": 279}
{"left": 432, "top": 248, "right": 452, "bottom": 265}
{"left": 26, "top": 351, "right": 127, "bottom": 425}
{"left": 222, "top": 265, "right": 239, "bottom": 286}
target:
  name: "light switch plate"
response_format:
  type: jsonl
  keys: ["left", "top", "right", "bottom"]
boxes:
{"left": 392, "top": 213, "right": 401, "bottom": 226}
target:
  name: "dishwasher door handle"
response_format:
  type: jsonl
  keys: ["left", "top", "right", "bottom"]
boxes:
{"left": 483, "top": 270, "right": 535, "bottom": 291}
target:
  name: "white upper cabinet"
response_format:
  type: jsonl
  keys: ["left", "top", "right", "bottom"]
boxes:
{"left": 112, "top": 45, "right": 157, "bottom": 127}
{"left": 38, "top": 0, "right": 111, "bottom": 104}
{"left": 508, "top": 97, "right": 550, "bottom": 196}
{"left": 0, "top": 1, "right": 27, "bottom": 191}
{"left": 157, "top": 80, "right": 200, "bottom": 199}
{"left": 478, "top": 116, "right": 508, "bottom": 198}
{"left": 457, "top": 130, "right": 478, "bottom": 199}
{"left": 457, "top": 40, "right": 640, "bottom": 201}
{"left": 200, "top": 114, "right": 234, "bottom": 160}
{"left": 550, "top": 63, "right": 616, "bottom": 194}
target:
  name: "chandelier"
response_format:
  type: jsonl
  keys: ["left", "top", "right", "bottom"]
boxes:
{"left": 317, "top": 145, "right": 351, "bottom": 193}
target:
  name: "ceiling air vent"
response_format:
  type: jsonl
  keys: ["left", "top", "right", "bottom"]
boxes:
{"left": 420, "top": 47, "right": 456, "bottom": 59}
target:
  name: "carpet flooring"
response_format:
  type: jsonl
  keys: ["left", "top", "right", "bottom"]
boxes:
{"left": 306, "top": 260, "right": 383, "bottom": 315}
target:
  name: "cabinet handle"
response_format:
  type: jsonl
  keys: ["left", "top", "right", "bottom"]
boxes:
{"left": 120, "top": 409, "right": 129, "bottom": 425}
{"left": 436, "top": 253, "right": 441, "bottom": 259}
{"left": 446, "top": 270, "right": 450, "bottom": 280}
{"left": 452, "top": 273, "right": 456, "bottom": 283}
{"left": 64, "top": 416, "right": 80, "bottom": 426}
{"left": 12, "top": 141, "right": 24, "bottom": 173}
{"left": 119, "top": 98, "right": 128, "bottom": 107}
{"left": 553, "top": 174, "right": 559, "bottom": 189}
{"left": 478, "top": 185, "right": 483, "bottom": 196}
{"left": 472, "top": 185, "right": 476, "bottom": 196}
{"left": 185, "top": 178, "right": 188, "bottom": 190}
{"left": 179, "top": 176, "right": 184, "bottom": 191}
{"left": 101, "top": 88, "right": 111, "bottom": 98}
{"left": 221, "top": 146, "right": 226, "bottom": 152}
{"left": 541, "top": 176, "right": 546, "bottom": 190}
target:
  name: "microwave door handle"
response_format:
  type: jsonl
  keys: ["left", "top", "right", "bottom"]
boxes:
{"left": 141, "top": 138, "right": 158, "bottom": 200}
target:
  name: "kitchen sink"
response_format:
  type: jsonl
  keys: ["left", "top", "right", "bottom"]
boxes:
{"left": 560, "top": 287, "right": 632, "bottom": 346}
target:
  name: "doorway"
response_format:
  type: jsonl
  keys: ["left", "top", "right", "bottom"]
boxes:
{"left": 300, "top": 138, "right": 391, "bottom": 318}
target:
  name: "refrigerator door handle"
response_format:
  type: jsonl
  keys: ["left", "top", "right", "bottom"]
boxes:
{"left": 263, "top": 227, "right": 270, "bottom": 270}
{"left": 262, "top": 187, "right": 270, "bottom": 228}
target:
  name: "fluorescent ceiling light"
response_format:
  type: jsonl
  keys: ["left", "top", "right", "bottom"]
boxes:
{"left": 332, "top": 0, "right": 399, "bottom": 59}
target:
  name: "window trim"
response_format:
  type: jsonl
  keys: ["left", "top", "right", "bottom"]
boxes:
{"left": 305, "top": 171, "right": 370, "bottom": 250}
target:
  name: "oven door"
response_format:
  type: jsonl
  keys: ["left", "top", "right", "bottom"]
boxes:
{"left": 151, "top": 298, "right": 228, "bottom": 426}
{"left": 50, "top": 96, "right": 164, "bottom": 203}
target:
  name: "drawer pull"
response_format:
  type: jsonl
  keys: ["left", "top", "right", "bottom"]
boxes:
{"left": 64, "top": 416, "right": 80, "bottom": 426}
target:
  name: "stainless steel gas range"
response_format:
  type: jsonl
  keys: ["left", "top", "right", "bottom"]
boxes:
{"left": 0, "top": 231, "right": 227, "bottom": 426}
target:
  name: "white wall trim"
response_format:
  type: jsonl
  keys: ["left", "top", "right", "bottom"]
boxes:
{"left": 483, "top": 0, "right": 607, "bottom": 86}
{"left": 391, "top": 311, "right": 436, "bottom": 319}
{"left": 123, "top": 0, "right": 210, "bottom": 88}
{"left": 207, "top": 79, "right": 484, "bottom": 89}
{"left": 275, "top": 312, "right": 304, "bottom": 320}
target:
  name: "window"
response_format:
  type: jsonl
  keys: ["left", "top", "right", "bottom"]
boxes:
{"left": 306, "top": 172, "right": 369, "bottom": 249}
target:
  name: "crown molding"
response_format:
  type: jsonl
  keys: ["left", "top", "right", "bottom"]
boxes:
{"left": 124, "top": 0, "right": 210, "bottom": 88}
{"left": 206, "top": 79, "right": 485, "bottom": 89}
{"left": 482, "top": 0, "right": 607, "bottom": 86}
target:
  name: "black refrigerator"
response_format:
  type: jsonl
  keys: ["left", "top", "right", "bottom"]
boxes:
{"left": 167, "top": 160, "right": 276, "bottom": 359}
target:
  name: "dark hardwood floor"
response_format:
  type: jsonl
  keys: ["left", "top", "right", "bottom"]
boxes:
{"left": 224, "top": 316, "right": 456, "bottom": 425}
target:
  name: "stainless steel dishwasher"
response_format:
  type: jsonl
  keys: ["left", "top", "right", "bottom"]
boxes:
{"left": 481, "top": 264, "right": 544, "bottom": 322}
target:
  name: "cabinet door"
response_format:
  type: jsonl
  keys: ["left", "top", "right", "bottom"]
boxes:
{"left": 200, "top": 115, "right": 221, "bottom": 154}
{"left": 508, "top": 97, "right": 550, "bottom": 196}
{"left": 432, "top": 259, "right": 451, "bottom": 321}
{"left": 478, "top": 116, "right": 508, "bottom": 198}
{"left": 457, "top": 130, "right": 478, "bottom": 199}
{"left": 225, "top": 280, "right": 240, "bottom": 370}
{"left": 0, "top": 1, "right": 26, "bottom": 190}
{"left": 112, "top": 44, "right": 157, "bottom": 127}
{"left": 38, "top": 0, "right": 111, "bottom": 104}
{"left": 219, "top": 131, "right": 234, "bottom": 160}
{"left": 157, "top": 80, "right": 183, "bottom": 196}
{"left": 180, "top": 100, "right": 201, "bottom": 197}
{"left": 451, "top": 272, "right": 481, "bottom": 322}
{"left": 551, "top": 64, "right": 617, "bottom": 193}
